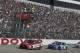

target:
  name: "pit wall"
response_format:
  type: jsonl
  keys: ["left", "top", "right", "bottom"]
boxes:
{"left": 0, "top": 38, "right": 80, "bottom": 45}
{"left": 42, "top": 39, "right": 80, "bottom": 45}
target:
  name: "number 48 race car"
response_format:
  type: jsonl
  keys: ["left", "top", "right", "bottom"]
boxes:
{"left": 19, "top": 39, "right": 43, "bottom": 50}
{"left": 48, "top": 41, "right": 68, "bottom": 50}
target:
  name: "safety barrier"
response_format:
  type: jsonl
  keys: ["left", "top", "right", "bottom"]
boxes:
{"left": 0, "top": 38, "right": 80, "bottom": 45}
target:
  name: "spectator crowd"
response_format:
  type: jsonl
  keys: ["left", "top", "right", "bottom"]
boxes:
{"left": 0, "top": 0, "right": 80, "bottom": 39}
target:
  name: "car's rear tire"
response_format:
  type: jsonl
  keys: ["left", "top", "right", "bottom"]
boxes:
{"left": 19, "top": 46, "right": 23, "bottom": 49}
{"left": 65, "top": 47, "right": 68, "bottom": 50}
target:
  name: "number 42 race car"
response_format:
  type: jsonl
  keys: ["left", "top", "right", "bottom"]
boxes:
{"left": 48, "top": 41, "right": 68, "bottom": 50}
{"left": 19, "top": 39, "right": 43, "bottom": 50}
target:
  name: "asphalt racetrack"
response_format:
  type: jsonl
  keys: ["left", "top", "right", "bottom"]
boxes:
{"left": 0, "top": 45, "right": 80, "bottom": 53}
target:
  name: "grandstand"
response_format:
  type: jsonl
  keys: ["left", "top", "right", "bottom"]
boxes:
{"left": 0, "top": 0, "right": 80, "bottom": 39}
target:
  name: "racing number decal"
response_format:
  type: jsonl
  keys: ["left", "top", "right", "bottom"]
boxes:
{"left": 33, "top": 44, "right": 40, "bottom": 48}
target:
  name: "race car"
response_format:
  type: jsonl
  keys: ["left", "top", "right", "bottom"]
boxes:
{"left": 48, "top": 41, "right": 68, "bottom": 50}
{"left": 73, "top": 42, "right": 80, "bottom": 48}
{"left": 19, "top": 39, "right": 43, "bottom": 50}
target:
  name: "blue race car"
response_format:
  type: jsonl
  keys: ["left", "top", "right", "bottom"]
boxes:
{"left": 48, "top": 41, "right": 68, "bottom": 50}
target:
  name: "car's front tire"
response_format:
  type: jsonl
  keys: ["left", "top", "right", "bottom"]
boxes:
{"left": 37, "top": 48, "right": 41, "bottom": 50}
{"left": 58, "top": 46, "right": 61, "bottom": 50}
{"left": 36, "top": 46, "right": 42, "bottom": 50}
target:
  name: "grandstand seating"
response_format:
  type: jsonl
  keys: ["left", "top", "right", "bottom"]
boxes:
{"left": 0, "top": 0, "right": 80, "bottom": 39}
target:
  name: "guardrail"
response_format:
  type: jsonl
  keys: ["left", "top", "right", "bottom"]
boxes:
{"left": 0, "top": 38, "right": 80, "bottom": 45}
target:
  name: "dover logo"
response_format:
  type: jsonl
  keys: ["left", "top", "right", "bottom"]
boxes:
{"left": 0, "top": 38, "right": 25, "bottom": 45}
